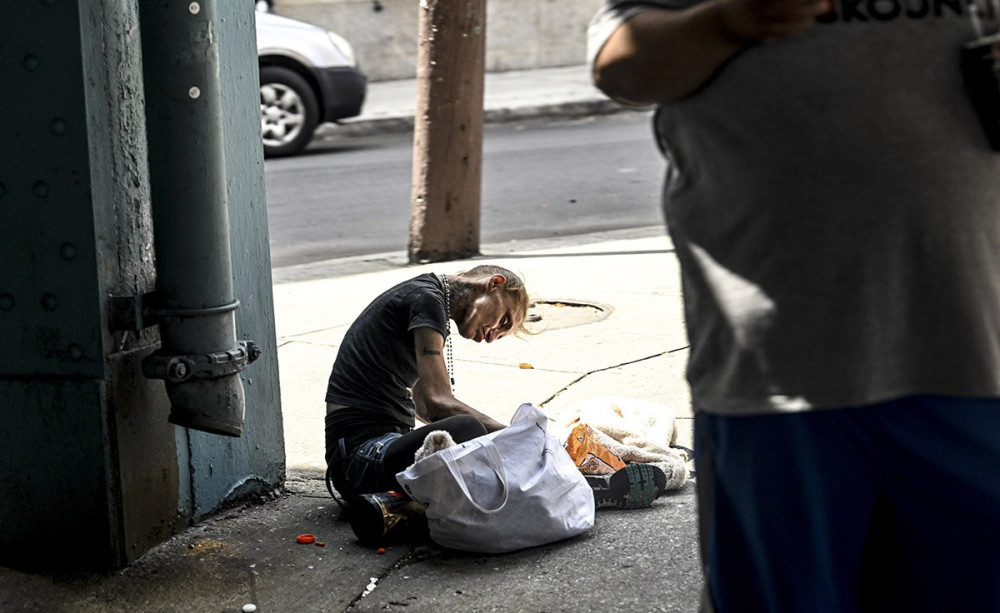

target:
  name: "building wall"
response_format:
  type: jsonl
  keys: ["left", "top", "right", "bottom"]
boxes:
{"left": 272, "top": 0, "right": 602, "bottom": 81}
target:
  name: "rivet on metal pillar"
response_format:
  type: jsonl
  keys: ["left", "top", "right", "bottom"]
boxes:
{"left": 136, "top": 0, "right": 259, "bottom": 436}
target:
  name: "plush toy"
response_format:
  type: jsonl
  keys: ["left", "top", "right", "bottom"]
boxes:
{"left": 413, "top": 430, "right": 456, "bottom": 463}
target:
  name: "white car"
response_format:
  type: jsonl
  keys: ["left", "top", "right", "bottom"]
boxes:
{"left": 256, "top": 12, "right": 367, "bottom": 157}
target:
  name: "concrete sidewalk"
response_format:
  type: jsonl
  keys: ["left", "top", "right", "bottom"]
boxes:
{"left": 0, "top": 229, "right": 701, "bottom": 613}
{"left": 276, "top": 226, "right": 694, "bottom": 474}
{"left": 0, "top": 69, "right": 705, "bottom": 612}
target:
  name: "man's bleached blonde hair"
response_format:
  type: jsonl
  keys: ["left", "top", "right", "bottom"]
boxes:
{"left": 457, "top": 264, "right": 532, "bottom": 336}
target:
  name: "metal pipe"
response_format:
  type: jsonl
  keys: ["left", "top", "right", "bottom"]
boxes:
{"left": 137, "top": 0, "right": 254, "bottom": 436}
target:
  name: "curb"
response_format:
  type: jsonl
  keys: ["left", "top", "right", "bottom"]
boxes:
{"left": 317, "top": 98, "right": 630, "bottom": 140}
{"left": 270, "top": 226, "right": 667, "bottom": 285}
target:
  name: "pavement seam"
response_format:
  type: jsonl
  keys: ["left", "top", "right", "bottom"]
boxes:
{"left": 279, "top": 325, "right": 350, "bottom": 341}
{"left": 538, "top": 345, "right": 690, "bottom": 407}
{"left": 278, "top": 338, "right": 340, "bottom": 350}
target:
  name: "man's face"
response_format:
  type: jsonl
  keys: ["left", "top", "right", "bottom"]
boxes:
{"left": 458, "top": 289, "right": 522, "bottom": 343}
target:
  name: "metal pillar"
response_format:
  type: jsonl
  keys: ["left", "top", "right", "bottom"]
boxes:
{"left": 408, "top": 0, "right": 487, "bottom": 263}
{"left": 137, "top": 0, "right": 257, "bottom": 436}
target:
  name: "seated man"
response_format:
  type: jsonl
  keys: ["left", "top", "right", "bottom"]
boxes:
{"left": 325, "top": 264, "right": 529, "bottom": 503}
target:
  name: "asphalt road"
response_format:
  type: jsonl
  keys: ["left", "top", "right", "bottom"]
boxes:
{"left": 263, "top": 111, "right": 665, "bottom": 269}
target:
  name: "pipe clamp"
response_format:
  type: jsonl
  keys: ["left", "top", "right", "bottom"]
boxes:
{"left": 142, "top": 340, "right": 260, "bottom": 382}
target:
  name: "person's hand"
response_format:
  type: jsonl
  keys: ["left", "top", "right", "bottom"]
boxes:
{"left": 716, "top": 0, "right": 834, "bottom": 44}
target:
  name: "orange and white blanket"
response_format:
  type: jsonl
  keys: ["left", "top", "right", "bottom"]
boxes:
{"left": 558, "top": 396, "right": 689, "bottom": 491}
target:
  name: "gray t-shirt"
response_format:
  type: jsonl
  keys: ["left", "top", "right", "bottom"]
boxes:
{"left": 325, "top": 273, "right": 449, "bottom": 428}
{"left": 590, "top": 1, "right": 1000, "bottom": 415}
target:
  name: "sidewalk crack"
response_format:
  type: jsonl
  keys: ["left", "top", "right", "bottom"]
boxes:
{"left": 342, "top": 547, "right": 437, "bottom": 611}
{"left": 538, "top": 345, "right": 689, "bottom": 407}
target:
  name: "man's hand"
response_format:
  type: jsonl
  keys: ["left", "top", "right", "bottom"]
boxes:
{"left": 717, "top": 0, "right": 834, "bottom": 44}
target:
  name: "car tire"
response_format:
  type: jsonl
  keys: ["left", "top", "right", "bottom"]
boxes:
{"left": 259, "top": 65, "right": 320, "bottom": 157}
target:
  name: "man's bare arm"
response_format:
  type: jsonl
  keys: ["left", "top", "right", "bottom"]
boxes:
{"left": 593, "top": 0, "right": 832, "bottom": 105}
{"left": 411, "top": 327, "right": 507, "bottom": 432}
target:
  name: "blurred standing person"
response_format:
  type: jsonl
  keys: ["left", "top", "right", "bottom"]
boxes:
{"left": 589, "top": 1, "right": 1000, "bottom": 610}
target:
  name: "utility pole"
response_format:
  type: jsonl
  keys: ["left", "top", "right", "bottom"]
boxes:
{"left": 408, "top": 0, "right": 486, "bottom": 263}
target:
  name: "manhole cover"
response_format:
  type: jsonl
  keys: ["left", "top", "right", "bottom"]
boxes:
{"left": 525, "top": 299, "right": 611, "bottom": 331}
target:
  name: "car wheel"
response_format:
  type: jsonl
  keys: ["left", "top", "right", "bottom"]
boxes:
{"left": 259, "top": 66, "right": 319, "bottom": 157}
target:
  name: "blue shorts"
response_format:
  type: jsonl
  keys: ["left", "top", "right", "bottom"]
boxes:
{"left": 331, "top": 432, "right": 402, "bottom": 499}
{"left": 695, "top": 395, "right": 1000, "bottom": 612}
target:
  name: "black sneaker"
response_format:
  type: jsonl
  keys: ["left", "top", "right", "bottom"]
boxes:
{"left": 586, "top": 463, "right": 667, "bottom": 510}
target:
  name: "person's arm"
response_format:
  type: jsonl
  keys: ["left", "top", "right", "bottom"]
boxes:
{"left": 410, "top": 327, "right": 507, "bottom": 432}
{"left": 592, "top": 0, "right": 832, "bottom": 105}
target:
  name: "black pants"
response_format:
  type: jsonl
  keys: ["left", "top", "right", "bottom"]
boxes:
{"left": 382, "top": 415, "right": 486, "bottom": 480}
{"left": 328, "top": 415, "right": 487, "bottom": 498}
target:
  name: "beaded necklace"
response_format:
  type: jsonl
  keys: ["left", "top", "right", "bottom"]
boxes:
{"left": 442, "top": 274, "right": 455, "bottom": 389}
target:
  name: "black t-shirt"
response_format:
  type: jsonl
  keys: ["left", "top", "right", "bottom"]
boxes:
{"left": 325, "top": 273, "right": 448, "bottom": 442}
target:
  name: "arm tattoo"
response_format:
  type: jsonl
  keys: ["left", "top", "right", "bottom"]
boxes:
{"left": 421, "top": 347, "right": 441, "bottom": 357}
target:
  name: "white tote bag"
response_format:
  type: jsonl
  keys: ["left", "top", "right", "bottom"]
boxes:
{"left": 396, "top": 403, "right": 595, "bottom": 553}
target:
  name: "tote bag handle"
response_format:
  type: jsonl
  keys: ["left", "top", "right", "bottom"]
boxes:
{"left": 441, "top": 439, "right": 509, "bottom": 513}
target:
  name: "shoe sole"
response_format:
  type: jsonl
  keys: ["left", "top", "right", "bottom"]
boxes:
{"left": 588, "top": 463, "right": 666, "bottom": 510}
